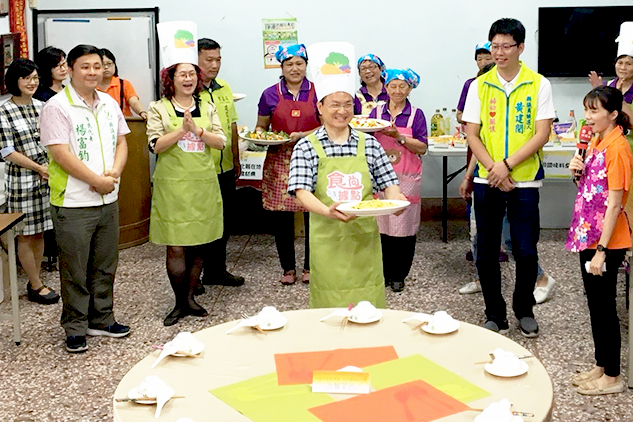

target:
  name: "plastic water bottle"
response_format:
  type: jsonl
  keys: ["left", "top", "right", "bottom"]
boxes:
{"left": 442, "top": 108, "right": 449, "bottom": 136}
{"left": 449, "top": 109, "right": 459, "bottom": 137}
{"left": 567, "top": 110, "right": 577, "bottom": 136}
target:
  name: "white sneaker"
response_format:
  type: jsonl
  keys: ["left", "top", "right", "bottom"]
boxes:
{"left": 534, "top": 275, "right": 556, "bottom": 304}
{"left": 459, "top": 281, "right": 482, "bottom": 294}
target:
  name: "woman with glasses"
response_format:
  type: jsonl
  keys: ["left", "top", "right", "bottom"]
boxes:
{"left": 34, "top": 46, "right": 67, "bottom": 102}
{"left": 97, "top": 48, "right": 148, "bottom": 120}
{"left": 146, "top": 61, "right": 226, "bottom": 326}
{"left": 255, "top": 44, "right": 321, "bottom": 285}
{"left": 355, "top": 54, "right": 389, "bottom": 116}
{"left": 369, "top": 68, "right": 427, "bottom": 292}
{"left": 0, "top": 59, "right": 58, "bottom": 304}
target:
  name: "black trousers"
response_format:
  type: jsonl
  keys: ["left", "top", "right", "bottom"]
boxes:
{"left": 381, "top": 234, "right": 416, "bottom": 283}
{"left": 273, "top": 211, "right": 309, "bottom": 273}
{"left": 474, "top": 184, "right": 540, "bottom": 322}
{"left": 204, "top": 170, "right": 236, "bottom": 274}
{"left": 580, "top": 248, "right": 626, "bottom": 377}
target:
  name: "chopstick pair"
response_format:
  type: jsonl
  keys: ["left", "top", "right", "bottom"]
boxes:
{"left": 467, "top": 408, "right": 534, "bottom": 418}
{"left": 152, "top": 345, "right": 202, "bottom": 358}
{"left": 473, "top": 354, "right": 534, "bottom": 365}
{"left": 115, "top": 395, "right": 185, "bottom": 403}
{"left": 411, "top": 321, "right": 429, "bottom": 331}
{"left": 241, "top": 313, "right": 267, "bottom": 335}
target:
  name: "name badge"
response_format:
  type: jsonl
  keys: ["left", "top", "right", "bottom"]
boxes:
{"left": 291, "top": 109, "right": 301, "bottom": 117}
{"left": 177, "top": 131, "right": 205, "bottom": 153}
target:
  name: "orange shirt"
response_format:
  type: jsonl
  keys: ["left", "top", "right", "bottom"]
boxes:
{"left": 589, "top": 125, "right": 632, "bottom": 250}
{"left": 97, "top": 76, "right": 138, "bottom": 116}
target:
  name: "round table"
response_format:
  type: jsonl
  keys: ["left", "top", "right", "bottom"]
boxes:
{"left": 113, "top": 309, "right": 553, "bottom": 422}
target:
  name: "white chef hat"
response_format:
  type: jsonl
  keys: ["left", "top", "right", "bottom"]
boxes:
{"left": 157, "top": 21, "right": 198, "bottom": 68}
{"left": 616, "top": 22, "right": 633, "bottom": 58}
{"left": 307, "top": 42, "right": 356, "bottom": 101}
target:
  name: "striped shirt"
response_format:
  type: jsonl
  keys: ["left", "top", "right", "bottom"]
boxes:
{"left": 288, "top": 126, "right": 399, "bottom": 194}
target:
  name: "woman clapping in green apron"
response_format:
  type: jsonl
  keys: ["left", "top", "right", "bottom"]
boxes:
{"left": 148, "top": 23, "right": 226, "bottom": 326}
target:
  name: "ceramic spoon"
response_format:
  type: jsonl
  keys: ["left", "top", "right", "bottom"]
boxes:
{"left": 319, "top": 309, "right": 352, "bottom": 322}
{"left": 154, "top": 386, "right": 175, "bottom": 419}
{"left": 151, "top": 342, "right": 178, "bottom": 369}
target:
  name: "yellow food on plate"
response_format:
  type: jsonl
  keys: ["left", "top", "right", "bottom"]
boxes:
{"left": 350, "top": 117, "right": 387, "bottom": 129}
{"left": 244, "top": 131, "right": 290, "bottom": 141}
{"left": 350, "top": 200, "right": 397, "bottom": 210}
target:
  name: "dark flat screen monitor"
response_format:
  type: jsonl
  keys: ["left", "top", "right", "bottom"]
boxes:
{"left": 538, "top": 6, "right": 633, "bottom": 78}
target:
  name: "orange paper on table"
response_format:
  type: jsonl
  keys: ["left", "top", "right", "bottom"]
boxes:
{"left": 275, "top": 346, "right": 398, "bottom": 385}
{"left": 309, "top": 380, "right": 469, "bottom": 422}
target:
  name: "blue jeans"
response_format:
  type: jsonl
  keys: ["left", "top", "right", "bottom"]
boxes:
{"left": 471, "top": 214, "right": 544, "bottom": 280}
{"left": 473, "top": 184, "right": 540, "bottom": 322}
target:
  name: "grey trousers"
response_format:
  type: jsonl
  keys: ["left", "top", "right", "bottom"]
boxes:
{"left": 52, "top": 202, "right": 119, "bottom": 337}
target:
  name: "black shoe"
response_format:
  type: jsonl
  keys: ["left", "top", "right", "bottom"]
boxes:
{"left": 27, "top": 284, "right": 60, "bottom": 305}
{"left": 519, "top": 317, "right": 539, "bottom": 338}
{"left": 499, "top": 251, "right": 509, "bottom": 262}
{"left": 66, "top": 336, "right": 88, "bottom": 353}
{"left": 391, "top": 280, "right": 405, "bottom": 292}
{"left": 87, "top": 322, "right": 130, "bottom": 338}
{"left": 466, "top": 250, "right": 474, "bottom": 261}
{"left": 483, "top": 319, "right": 510, "bottom": 334}
{"left": 164, "top": 307, "right": 187, "bottom": 326}
{"left": 193, "top": 283, "right": 206, "bottom": 295}
{"left": 187, "top": 303, "right": 209, "bottom": 317}
{"left": 203, "top": 270, "right": 245, "bottom": 286}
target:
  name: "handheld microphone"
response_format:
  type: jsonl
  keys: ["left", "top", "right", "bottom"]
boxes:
{"left": 574, "top": 125, "right": 593, "bottom": 182}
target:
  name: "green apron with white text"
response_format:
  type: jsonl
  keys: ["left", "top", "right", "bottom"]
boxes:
{"left": 149, "top": 98, "right": 223, "bottom": 246}
{"left": 308, "top": 132, "right": 386, "bottom": 308}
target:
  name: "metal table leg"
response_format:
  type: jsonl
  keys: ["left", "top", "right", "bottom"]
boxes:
{"left": 442, "top": 157, "right": 448, "bottom": 242}
{"left": 8, "top": 227, "right": 20, "bottom": 345}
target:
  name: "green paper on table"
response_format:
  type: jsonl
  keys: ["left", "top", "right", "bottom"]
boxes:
{"left": 365, "top": 354, "right": 490, "bottom": 403}
{"left": 309, "top": 379, "right": 470, "bottom": 422}
{"left": 210, "top": 372, "right": 333, "bottom": 422}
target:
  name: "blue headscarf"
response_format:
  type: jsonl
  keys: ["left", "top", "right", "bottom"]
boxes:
{"left": 357, "top": 54, "right": 386, "bottom": 72}
{"left": 382, "top": 68, "right": 420, "bottom": 89}
{"left": 275, "top": 44, "right": 308, "bottom": 64}
{"left": 475, "top": 41, "right": 491, "bottom": 53}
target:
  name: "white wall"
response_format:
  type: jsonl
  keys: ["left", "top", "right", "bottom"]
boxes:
{"left": 32, "top": 1, "right": 630, "bottom": 225}
{"left": 0, "top": 16, "right": 9, "bottom": 34}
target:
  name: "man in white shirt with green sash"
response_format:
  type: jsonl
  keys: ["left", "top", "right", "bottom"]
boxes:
{"left": 40, "top": 45, "right": 130, "bottom": 353}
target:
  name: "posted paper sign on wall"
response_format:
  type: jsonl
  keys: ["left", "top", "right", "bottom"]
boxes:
{"left": 262, "top": 18, "right": 298, "bottom": 69}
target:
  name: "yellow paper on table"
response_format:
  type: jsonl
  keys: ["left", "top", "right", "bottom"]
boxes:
{"left": 312, "top": 370, "right": 370, "bottom": 394}
{"left": 365, "top": 354, "right": 490, "bottom": 403}
{"left": 210, "top": 372, "right": 333, "bottom": 422}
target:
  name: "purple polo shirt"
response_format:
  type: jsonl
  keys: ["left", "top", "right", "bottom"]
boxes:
{"left": 354, "top": 84, "right": 390, "bottom": 115}
{"left": 457, "top": 77, "right": 476, "bottom": 112}
{"left": 257, "top": 77, "right": 317, "bottom": 116}
{"left": 369, "top": 99, "right": 428, "bottom": 143}
{"left": 608, "top": 78, "right": 633, "bottom": 104}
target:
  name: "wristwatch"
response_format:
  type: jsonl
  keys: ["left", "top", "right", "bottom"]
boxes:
{"left": 398, "top": 135, "right": 406, "bottom": 145}
{"left": 597, "top": 244, "right": 608, "bottom": 252}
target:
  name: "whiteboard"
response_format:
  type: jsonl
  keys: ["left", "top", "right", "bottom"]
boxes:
{"left": 41, "top": 16, "right": 157, "bottom": 109}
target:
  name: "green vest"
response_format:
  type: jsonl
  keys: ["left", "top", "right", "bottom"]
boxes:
{"left": 307, "top": 132, "right": 386, "bottom": 309}
{"left": 200, "top": 78, "right": 238, "bottom": 174}
{"left": 477, "top": 63, "right": 543, "bottom": 182}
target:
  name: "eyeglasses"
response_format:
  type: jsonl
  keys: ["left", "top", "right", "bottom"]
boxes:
{"left": 103, "top": 62, "right": 115, "bottom": 68}
{"left": 325, "top": 103, "right": 353, "bottom": 111}
{"left": 490, "top": 43, "right": 518, "bottom": 52}
{"left": 359, "top": 64, "right": 379, "bottom": 72}
{"left": 175, "top": 71, "right": 196, "bottom": 79}
{"left": 20, "top": 75, "right": 40, "bottom": 83}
